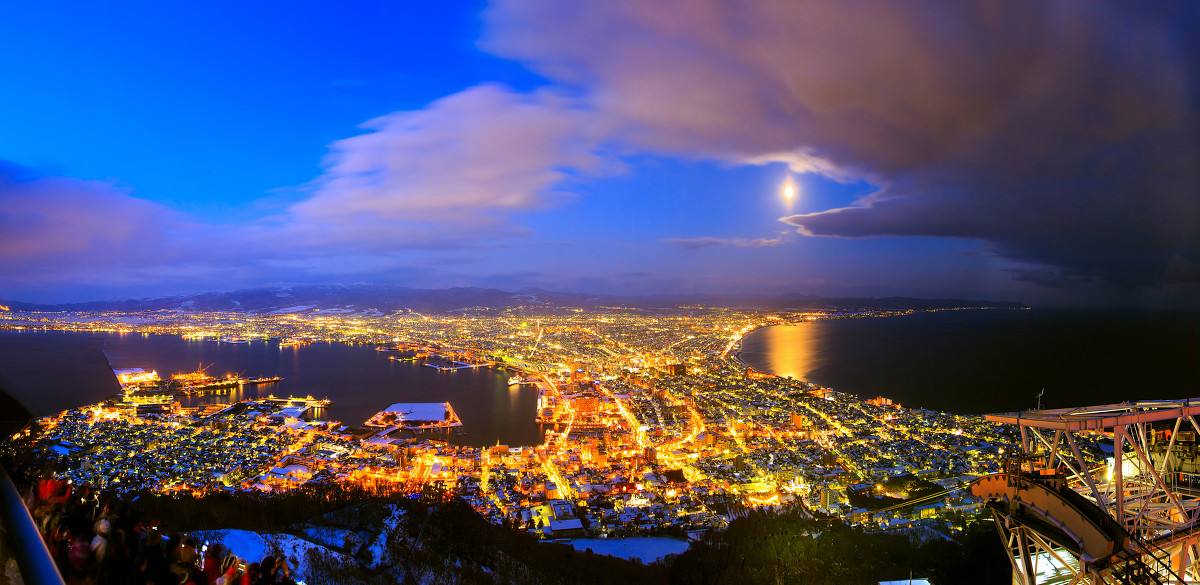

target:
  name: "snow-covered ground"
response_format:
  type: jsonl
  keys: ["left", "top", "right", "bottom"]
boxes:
{"left": 192, "top": 506, "right": 404, "bottom": 581}
{"left": 268, "top": 305, "right": 317, "bottom": 314}
{"left": 301, "top": 525, "right": 357, "bottom": 550}
{"left": 365, "top": 505, "right": 405, "bottom": 566}
{"left": 559, "top": 537, "right": 691, "bottom": 563}
{"left": 192, "top": 529, "right": 344, "bottom": 581}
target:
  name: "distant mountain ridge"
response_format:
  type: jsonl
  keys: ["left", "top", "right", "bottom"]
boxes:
{"left": 1, "top": 284, "right": 1025, "bottom": 314}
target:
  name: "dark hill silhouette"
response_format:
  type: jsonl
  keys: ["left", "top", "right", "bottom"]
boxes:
{"left": 2, "top": 284, "right": 1024, "bottom": 314}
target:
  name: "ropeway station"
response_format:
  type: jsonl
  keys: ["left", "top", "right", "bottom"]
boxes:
{"left": 975, "top": 399, "right": 1200, "bottom": 584}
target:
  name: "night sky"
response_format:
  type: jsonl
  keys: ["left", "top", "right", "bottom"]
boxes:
{"left": 1, "top": 1, "right": 1197, "bottom": 306}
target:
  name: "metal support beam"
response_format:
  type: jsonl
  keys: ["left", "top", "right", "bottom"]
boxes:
{"left": 1067, "top": 432, "right": 1107, "bottom": 510}
{"left": 1115, "top": 424, "right": 1125, "bottom": 527}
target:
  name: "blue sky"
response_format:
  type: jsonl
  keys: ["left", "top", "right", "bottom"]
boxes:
{"left": 1, "top": 1, "right": 528, "bottom": 214}
{"left": 1, "top": 1, "right": 1196, "bottom": 306}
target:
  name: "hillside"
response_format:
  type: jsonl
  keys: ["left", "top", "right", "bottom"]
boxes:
{"left": 2, "top": 284, "right": 1025, "bottom": 314}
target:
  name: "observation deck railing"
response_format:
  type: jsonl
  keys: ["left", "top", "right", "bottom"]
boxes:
{"left": 0, "top": 464, "right": 65, "bottom": 585}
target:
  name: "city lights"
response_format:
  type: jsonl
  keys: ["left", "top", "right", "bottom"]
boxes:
{"left": 1, "top": 303, "right": 1030, "bottom": 537}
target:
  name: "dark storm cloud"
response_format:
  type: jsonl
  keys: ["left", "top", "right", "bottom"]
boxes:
{"left": 484, "top": 0, "right": 1200, "bottom": 288}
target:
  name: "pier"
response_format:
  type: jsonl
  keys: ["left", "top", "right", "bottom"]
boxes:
{"left": 422, "top": 360, "right": 493, "bottom": 372}
{"left": 365, "top": 401, "right": 462, "bottom": 431}
{"left": 262, "top": 395, "right": 332, "bottom": 408}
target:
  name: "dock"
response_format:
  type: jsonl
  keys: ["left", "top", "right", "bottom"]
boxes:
{"left": 364, "top": 401, "right": 462, "bottom": 430}
{"left": 262, "top": 395, "right": 333, "bottom": 408}
{"left": 423, "top": 360, "right": 493, "bottom": 372}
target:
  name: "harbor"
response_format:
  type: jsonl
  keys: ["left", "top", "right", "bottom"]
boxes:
{"left": 117, "top": 364, "right": 286, "bottom": 396}
{"left": 91, "top": 331, "right": 543, "bottom": 446}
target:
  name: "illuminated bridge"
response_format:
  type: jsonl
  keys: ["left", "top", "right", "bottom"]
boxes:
{"left": 976, "top": 399, "right": 1200, "bottom": 584}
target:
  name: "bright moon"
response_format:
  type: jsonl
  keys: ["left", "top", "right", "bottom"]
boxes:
{"left": 782, "top": 179, "right": 797, "bottom": 202}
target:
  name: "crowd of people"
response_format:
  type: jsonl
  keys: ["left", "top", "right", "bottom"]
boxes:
{"left": 25, "top": 477, "right": 298, "bottom": 585}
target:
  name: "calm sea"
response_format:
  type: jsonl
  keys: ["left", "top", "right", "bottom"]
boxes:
{"left": 739, "top": 309, "right": 1200, "bottom": 414}
{"left": 2, "top": 330, "right": 543, "bottom": 447}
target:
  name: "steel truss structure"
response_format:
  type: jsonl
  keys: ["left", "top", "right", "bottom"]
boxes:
{"left": 976, "top": 399, "right": 1200, "bottom": 584}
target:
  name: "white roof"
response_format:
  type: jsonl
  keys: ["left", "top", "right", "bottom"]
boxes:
{"left": 549, "top": 518, "right": 584, "bottom": 532}
{"left": 378, "top": 402, "right": 447, "bottom": 422}
{"left": 269, "top": 464, "right": 310, "bottom": 477}
{"left": 277, "top": 406, "right": 308, "bottom": 419}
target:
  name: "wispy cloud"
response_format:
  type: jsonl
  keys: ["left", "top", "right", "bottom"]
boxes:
{"left": 285, "top": 84, "right": 614, "bottom": 250}
{"left": 0, "top": 85, "right": 623, "bottom": 298}
{"left": 667, "top": 235, "right": 784, "bottom": 250}
{"left": 0, "top": 162, "right": 200, "bottom": 283}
